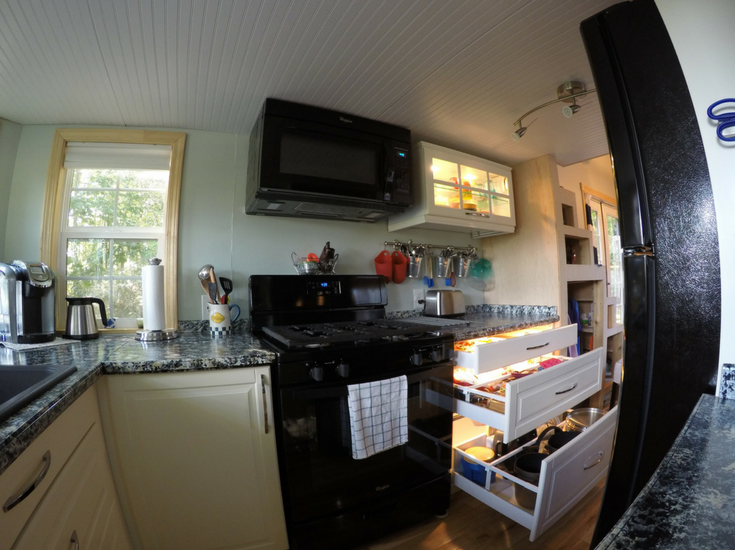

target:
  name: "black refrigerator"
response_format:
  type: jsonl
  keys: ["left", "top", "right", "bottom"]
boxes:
{"left": 580, "top": 0, "right": 722, "bottom": 546}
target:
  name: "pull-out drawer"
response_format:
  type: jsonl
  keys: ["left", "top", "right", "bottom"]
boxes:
{"left": 454, "top": 348, "right": 603, "bottom": 442}
{"left": 452, "top": 405, "right": 617, "bottom": 541}
{"left": 455, "top": 324, "right": 576, "bottom": 374}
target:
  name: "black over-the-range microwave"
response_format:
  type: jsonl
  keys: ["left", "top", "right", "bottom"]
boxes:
{"left": 246, "top": 98, "right": 413, "bottom": 222}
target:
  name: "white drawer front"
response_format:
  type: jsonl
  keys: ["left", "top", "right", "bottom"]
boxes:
{"left": 507, "top": 349, "right": 603, "bottom": 441}
{"left": 453, "top": 348, "right": 604, "bottom": 442}
{"left": 531, "top": 405, "right": 618, "bottom": 540}
{"left": 456, "top": 324, "right": 577, "bottom": 374}
{"left": 451, "top": 406, "right": 618, "bottom": 542}
{"left": 0, "top": 388, "right": 97, "bottom": 550}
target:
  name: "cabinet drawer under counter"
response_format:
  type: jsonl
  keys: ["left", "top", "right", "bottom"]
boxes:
{"left": 454, "top": 324, "right": 576, "bottom": 374}
{"left": 454, "top": 348, "right": 604, "bottom": 442}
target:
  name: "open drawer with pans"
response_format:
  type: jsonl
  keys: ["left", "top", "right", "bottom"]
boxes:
{"left": 452, "top": 405, "right": 617, "bottom": 541}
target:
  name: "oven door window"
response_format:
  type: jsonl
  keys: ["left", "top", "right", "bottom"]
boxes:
{"left": 279, "top": 364, "right": 452, "bottom": 522}
{"left": 261, "top": 116, "right": 384, "bottom": 200}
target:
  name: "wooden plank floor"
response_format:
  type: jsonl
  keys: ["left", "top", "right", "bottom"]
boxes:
{"left": 354, "top": 479, "right": 604, "bottom": 550}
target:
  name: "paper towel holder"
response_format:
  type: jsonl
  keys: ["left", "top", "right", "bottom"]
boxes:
{"left": 136, "top": 257, "right": 179, "bottom": 342}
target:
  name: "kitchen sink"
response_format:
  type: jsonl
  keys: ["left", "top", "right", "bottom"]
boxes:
{"left": 0, "top": 364, "right": 78, "bottom": 424}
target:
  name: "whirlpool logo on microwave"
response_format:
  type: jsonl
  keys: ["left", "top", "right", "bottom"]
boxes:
{"left": 339, "top": 116, "right": 353, "bottom": 124}
{"left": 375, "top": 484, "right": 390, "bottom": 492}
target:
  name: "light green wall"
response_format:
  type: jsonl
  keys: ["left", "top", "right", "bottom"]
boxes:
{"left": 4, "top": 124, "right": 484, "bottom": 319}
{"left": 0, "top": 118, "right": 22, "bottom": 260}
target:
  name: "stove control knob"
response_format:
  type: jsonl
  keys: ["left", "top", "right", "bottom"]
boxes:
{"left": 431, "top": 347, "right": 444, "bottom": 362}
{"left": 410, "top": 351, "right": 423, "bottom": 367}
{"left": 336, "top": 362, "right": 350, "bottom": 378}
{"left": 309, "top": 365, "right": 324, "bottom": 382}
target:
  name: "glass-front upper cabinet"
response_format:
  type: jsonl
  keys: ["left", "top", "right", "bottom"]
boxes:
{"left": 388, "top": 142, "right": 514, "bottom": 237}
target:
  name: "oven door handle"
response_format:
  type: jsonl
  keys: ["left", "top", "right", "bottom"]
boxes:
{"left": 261, "top": 374, "right": 269, "bottom": 435}
{"left": 285, "top": 363, "right": 452, "bottom": 400}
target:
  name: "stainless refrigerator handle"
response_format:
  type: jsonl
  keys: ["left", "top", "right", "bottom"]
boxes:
{"left": 261, "top": 374, "right": 269, "bottom": 435}
{"left": 3, "top": 450, "right": 51, "bottom": 512}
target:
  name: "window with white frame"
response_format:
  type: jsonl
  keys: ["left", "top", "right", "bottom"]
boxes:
{"left": 58, "top": 142, "right": 172, "bottom": 324}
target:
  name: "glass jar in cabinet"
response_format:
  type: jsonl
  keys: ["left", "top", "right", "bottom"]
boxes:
{"left": 388, "top": 141, "right": 515, "bottom": 236}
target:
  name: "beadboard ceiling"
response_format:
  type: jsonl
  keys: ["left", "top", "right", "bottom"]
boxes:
{"left": 0, "top": 0, "right": 620, "bottom": 167}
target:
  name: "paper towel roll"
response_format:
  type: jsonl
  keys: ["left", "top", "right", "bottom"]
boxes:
{"left": 142, "top": 260, "right": 166, "bottom": 331}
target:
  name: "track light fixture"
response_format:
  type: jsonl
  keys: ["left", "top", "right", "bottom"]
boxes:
{"left": 510, "top": 81, "right": 596, "bottom": 140}
{"left": 563, "top": 98, "right": 581, "bottom": 118}
{"left": 511, "top": 125, "right": 527, "bottom": 142}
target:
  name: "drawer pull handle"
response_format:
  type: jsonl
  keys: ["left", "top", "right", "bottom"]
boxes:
{"left": 261, "top": 374, "right": 269, "bottom": 435}
{"left": 526, "top": 341, "right": 550, "bottom": 350}
{"left": 555, "top": 382, "right": 578, "bottom": 395}
{"left": 3, "top": 450, "right": 51, "bottom": 512}
{"left": 70, "top": 530, "right": 80, "bottom": 550}
{"left": 465, "top": 211, "right": 490, "bottom": 218}
{"left": 583, "top": 451, "right": 604, "bottom": 470}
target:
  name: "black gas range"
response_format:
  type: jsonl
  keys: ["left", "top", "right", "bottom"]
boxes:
{"left": 250, "top": 275, "right": 454, "bottom": 550}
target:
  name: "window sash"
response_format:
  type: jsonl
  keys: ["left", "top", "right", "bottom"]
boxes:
{"left": 58, "top": 167, "right": 167, "bottom": 322}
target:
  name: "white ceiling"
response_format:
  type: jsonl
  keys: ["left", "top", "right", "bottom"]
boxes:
{"left": 0, "top": 0, "right": 619, "bottom": 167}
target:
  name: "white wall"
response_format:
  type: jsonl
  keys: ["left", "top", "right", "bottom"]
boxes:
{"left": 3, "top": 125, "right": 485, "bottom": 319}
{"left": 656, "top": 0, "right": 735, "bottom": 393}
{"left": 557, "top": 154, "right": 615, "bottom": 227}
{"left": 0, "top": 118, "right": 22, "bottom": 260}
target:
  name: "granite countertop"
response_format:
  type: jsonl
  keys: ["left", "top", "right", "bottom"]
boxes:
{"left": 0, "top": 305, "right": 559, "bottom": 477}
{"left": 595, "top": 393, "right": 735, "bottom": 549}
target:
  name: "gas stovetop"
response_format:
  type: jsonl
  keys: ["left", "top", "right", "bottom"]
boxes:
{"left": 262, "top": 319, "right": 445, "bottom": 350}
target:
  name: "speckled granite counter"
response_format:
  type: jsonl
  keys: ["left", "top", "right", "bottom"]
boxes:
{"left": 0, "top": 332, "right": 274, "bottom": 476}
{"left": 595, "top": 393, "right": 735, "bottom": 549}
{"left": 0, "top": 305, "right": 559, "bottom": 478}
{"left": 389, "top": 304, "right": 560, "bottom": 340}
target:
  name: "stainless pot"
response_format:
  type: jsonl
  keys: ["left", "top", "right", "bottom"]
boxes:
{"left": 65, "top": 297, "right": 108, "bottom": 340}
{"left": 566, "top": 408, "right": 606, "bottom": 432}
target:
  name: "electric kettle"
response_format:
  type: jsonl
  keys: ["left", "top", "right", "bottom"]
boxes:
{"left": 64, "top": 297, "right": 108, "bottom": 339}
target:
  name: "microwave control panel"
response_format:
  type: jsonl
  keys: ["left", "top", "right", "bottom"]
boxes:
{"left": 389, "top": 147, "right": 412, "bottom": 201}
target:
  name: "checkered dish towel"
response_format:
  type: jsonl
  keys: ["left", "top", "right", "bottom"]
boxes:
{"left": 347, "top": 375, "right": 408, "bottom": 460}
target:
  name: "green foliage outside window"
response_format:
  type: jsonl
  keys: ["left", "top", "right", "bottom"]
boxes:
{"left": 65, "top": 169, "right": 167, "bottom": 320}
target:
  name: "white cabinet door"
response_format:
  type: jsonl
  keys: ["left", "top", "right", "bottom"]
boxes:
{"left": 97, "top": 368, "right": 288, "bottom": 550}
{"left": 12, "top": 418, "right": 132, "bottom": 550}
{"left": 388, "top": 141, "right": 515, "bottom": 235}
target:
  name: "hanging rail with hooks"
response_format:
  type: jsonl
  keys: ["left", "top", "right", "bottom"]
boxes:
{"left": 383, "top": 240, "right": 477, "bottom": 256}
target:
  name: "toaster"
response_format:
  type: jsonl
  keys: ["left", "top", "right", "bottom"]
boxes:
{"left": 422, "top": 290, "right": 466, "bottom": 317}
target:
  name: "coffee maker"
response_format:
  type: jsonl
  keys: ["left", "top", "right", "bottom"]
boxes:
{"left": 0, "top": 261, "right": 56, "bottom": 344}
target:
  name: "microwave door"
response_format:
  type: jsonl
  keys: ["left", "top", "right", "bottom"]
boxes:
{"left": 263, "top": 120, "right": 384, "bottom": 201}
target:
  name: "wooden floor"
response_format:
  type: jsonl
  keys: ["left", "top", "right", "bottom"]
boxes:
{"left": 354, "top": 480, "right": 605, "bottom": 550}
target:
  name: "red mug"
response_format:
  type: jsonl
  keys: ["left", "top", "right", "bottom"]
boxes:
{"left": 374, "top": 250, "right": 392, "bottom": 283}
{"left": 391, "top": 250, "right": 408, "bottom": 284}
